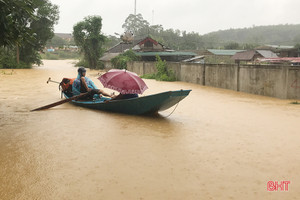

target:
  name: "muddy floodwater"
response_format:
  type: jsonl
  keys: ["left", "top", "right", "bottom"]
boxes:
{"left": 1, "top": 60, "right": 300, "bottom": 200}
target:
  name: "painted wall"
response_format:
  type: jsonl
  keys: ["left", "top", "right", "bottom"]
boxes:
{"left": 127, "top": 61, "right": 300, "bottom": 99}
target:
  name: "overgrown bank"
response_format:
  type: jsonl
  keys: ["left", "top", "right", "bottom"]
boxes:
{"left": 141, "top": 55, "right": 176, "bottom": 81}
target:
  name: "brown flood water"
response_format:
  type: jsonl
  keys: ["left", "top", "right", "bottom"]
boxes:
{"left": 1, "top": 60, "right": 300, "bottom": 200}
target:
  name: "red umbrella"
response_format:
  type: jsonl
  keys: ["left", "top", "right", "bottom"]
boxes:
{"left": 98, "top": 69, "right": 148, "bottom": 94}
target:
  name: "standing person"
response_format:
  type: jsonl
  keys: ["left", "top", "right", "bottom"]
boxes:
{"left": 72, "top": 67, "right": 113, "bottom": 99}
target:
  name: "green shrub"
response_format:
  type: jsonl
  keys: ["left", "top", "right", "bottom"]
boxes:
{"left": 141, "top": 56, "right": 176, "bottom": 81}
{"left": 0, "top": 48, "right": 31, "bottom": 69}
{"left": 157, "top": 73, "right": 176, "bottom": 81}
{"left": 75, "top": 59, "right": 89, "bottom": 68}
{"left": 141, "top": 73, "right": 156, "bottom": 79}
{"left": 154, "top": 55, "right": 176, "bottom": 81}
{"left": 96, "top": 60, "right": 105, "bottom": 70}
{"left": 111, "top": 49, "right": 140, "bottom": 69}
{"left": 290, "top": 101, "right": 300, "bottom": 105}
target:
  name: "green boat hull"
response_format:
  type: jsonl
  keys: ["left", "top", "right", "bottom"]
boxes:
{"left": 65, "top": 90, "right": 191, "bottom": 115}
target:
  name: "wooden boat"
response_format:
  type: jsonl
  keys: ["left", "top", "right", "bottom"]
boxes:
{"left": 64, "top": 90, "right": 191, "bottom": 115}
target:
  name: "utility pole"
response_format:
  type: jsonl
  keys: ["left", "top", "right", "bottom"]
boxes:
{"left": 152, "top": 10, "right": 154, "bottom": 25}
{"left": 134, "top": 0, "right": 137, "bottom": 15}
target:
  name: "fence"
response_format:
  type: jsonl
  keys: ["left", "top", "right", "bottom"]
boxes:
{"left": 127, "top": 61, "right": 300, "bottom": 99}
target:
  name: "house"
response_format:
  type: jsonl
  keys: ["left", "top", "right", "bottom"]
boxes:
{"left": 101, "top": 36, "right": 197, "bottom": 64}
{"left": 101, "top": 37, "right": 167, "bottom": 65}
{"left": 106, "top": 37, "right": 167, "bottom": 53}
{"left": 202, "top": 49, "right": 246, "bottom": 64}
{"left": 100, "top": 53, "right": 120, "bottom": 68}
{"left": 231, "top": 50, "right": 278, "bottom": 64}
{"left": 256, "top": 45, "right": 300, "bottom": 57}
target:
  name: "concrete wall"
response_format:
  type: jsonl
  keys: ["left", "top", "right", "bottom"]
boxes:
{"left": 143, "top": 62, "right": 156, "bottom": 75}
{"left": 180, "top": 63, "right": 204, "bottom": 85}
{"left": 127, "top": 61, "right": 300, "bottom": 99}
{"left": 205, "top": 64, "right": 238, "bottom": 91}
{"left": 287, "top": 68, "right": 300, "bottom": 99}
{"left": 239, "top": 65, "right": 288, "bottom": 98}
{"left": 128, "top": 61, "right": 144, "bottom": 76}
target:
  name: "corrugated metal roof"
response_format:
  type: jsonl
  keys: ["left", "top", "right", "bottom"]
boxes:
{"left": 232, "top": 50, "right": 278, "bottom": 61}
{"left": 207, "top": 49, "right": 246, "bottom": 56}
{"left": 182, "top": 56, "right": 205, "bottom": 62}
{"left": 256, "top": 50, "right": 278, "bottom": 58}
{"left": 135, "top": 51, "right": 197, "bottom": 56}
{"left": 231, "top": 50, "right": 256, "bottom": 60}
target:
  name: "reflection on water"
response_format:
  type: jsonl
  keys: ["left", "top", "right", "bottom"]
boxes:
{"left": 0, "top": 60, "right": 300, "bottom": 199}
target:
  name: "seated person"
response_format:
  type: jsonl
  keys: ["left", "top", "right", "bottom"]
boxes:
{"left": 72, "top": 67, "right": 114, "bottom": 100}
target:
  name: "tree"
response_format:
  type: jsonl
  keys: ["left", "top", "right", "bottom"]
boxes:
{"left": 0, "top": 0, "right": 59, "bottom": 67}
{"left": 224, "top": 42, "right": 240, "bottom": 49}
{"left": 160, "top": 28, "right": 182, "bottom": 50}
{"left": 73, "top": 16, "right": 106, "bottom": 69}
{"left": 46, "top": 35, "right": 67, "bottom": 48}
{"left": 180, "top": 31, "right": 204, "bottom": 50}
{"left": 293, "top": 34, "right": 300, "bottom": 45}
{"left": 20, "top": 0, "right": 59, "bottom": 65}
{"left": 103, "top": 35, "right": 120, "bottom": 50}
{"left": 0, "top": 0, "right": 35, "bottom": 47}
{"left": 122, "top": 14, "right": 150, "bottom": 36}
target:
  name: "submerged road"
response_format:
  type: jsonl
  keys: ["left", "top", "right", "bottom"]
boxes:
{"left": 0, "top": 60, "right": 300, "bottom": 199}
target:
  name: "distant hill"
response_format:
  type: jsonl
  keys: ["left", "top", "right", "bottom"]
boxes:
{"left": 202, "top": 24, "right": 300, "bottom": 46}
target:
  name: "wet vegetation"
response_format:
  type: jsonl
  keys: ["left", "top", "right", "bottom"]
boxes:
{"left": 290, "top": 101, "right": 300, "bottom": 105}
{"left": 0, "top": 0, "right": 59, "bottom": 68}
{"left": 111, "top": 50, "right": 140, "bottom": 69}
{"left": 73, "top": 16, "right": 106, "bottom": 69}
{"left": 142, "top": 55, "right": 176, "bottom": 82}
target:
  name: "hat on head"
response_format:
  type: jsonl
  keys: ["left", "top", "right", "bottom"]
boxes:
{"left": 78, "top": 67, "right": 86, "bottom": 75}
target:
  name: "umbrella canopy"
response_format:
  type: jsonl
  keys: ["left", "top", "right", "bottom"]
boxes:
{"left": 98, "top": 69, "right": 148, "bottom": 94}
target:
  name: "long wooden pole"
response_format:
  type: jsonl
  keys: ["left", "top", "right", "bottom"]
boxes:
{"left": 31, "top": 92, "right": 88, "bottom": 112}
